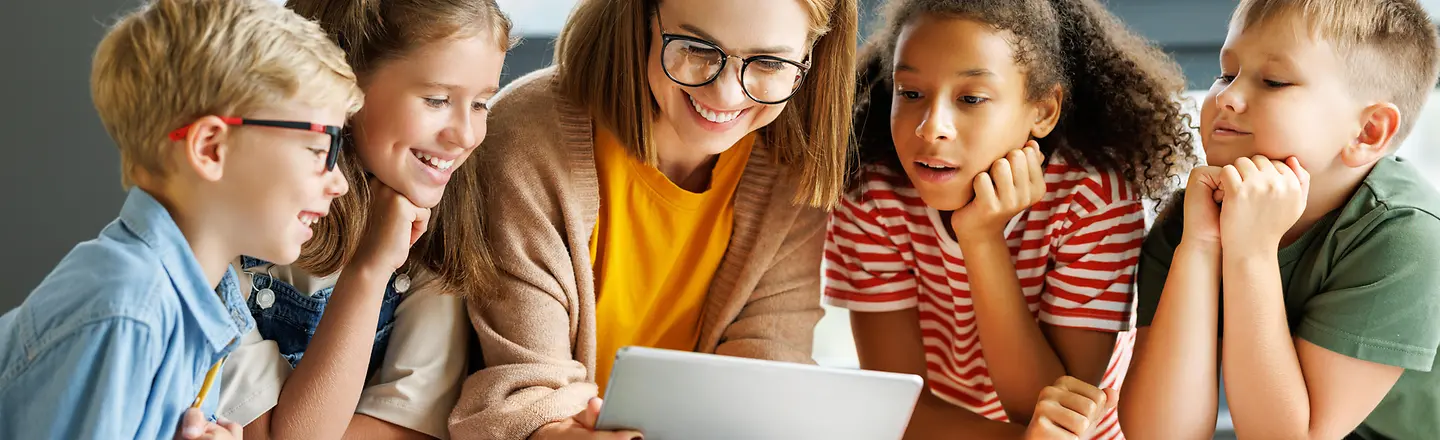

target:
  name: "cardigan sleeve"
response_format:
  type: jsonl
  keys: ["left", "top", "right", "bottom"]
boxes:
{"left": 448, "top": 69, "right": 598, "bottom": 440}
{"left": 712, "top": 191, "right": 827, "bottom": 364}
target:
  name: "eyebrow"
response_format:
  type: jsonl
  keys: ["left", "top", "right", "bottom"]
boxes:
{"left": 1266, "top": 54, "right": 1298, "bottom": 68}
{"left": 425, "top": 82, "right": 501, "bottom": 96}
{"left": 424, "top": 81, "right": 463, "bottom": 91}
{"left": 894, "top": 64, "right": 996, "bottom": 78}
{"left": 1217, "top": 49, "right": 1296, "bottom": 68}
{"left": 678, "top": 23, "right": 797, "bottom": 55}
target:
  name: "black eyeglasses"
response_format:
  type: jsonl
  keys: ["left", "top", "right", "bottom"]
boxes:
{"left": 168, "top": 116, "right": 344, "bottom": 172}
{"left": 657, "top": 16, "right": 810, "bottom": 104}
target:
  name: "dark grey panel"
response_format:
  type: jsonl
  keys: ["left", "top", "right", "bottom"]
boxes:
{"left": 0, "top": 0, "right": 138, "bottom": 312}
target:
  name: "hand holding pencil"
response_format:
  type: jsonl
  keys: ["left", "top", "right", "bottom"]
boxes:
{"left": 175, "top": 408, "right": 242, "bottom": 440}
{"left": 177, "top": 358, "right": 241, "bottom": 439}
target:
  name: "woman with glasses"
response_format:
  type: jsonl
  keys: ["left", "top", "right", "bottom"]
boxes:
{"left": 447, "top": 0, "right": 857, "bottom": 439}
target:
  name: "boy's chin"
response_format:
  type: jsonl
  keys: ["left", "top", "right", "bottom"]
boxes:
{"left": 1202, "top": 151, "right": 1244, "bottom": 167}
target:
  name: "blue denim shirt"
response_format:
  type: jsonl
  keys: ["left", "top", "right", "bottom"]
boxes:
{"left": 0, "top": 188, "right": 253, "bottom": 440}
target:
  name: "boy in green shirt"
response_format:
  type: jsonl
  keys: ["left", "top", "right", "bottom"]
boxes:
{"left": 1119, "top": 1, "right": 1440, "bottom": 439}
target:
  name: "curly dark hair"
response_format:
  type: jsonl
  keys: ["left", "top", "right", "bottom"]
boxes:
{"left": 852, "top": 0, "right": 1199, "bottom": 201}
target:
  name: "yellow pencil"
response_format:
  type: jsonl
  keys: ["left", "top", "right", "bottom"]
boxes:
{"left": 191, "top": 357, "right": 226, "bottom": 409}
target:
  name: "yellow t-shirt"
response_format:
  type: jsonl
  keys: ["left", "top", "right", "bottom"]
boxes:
{"left": 589, "top": 129, "right": 753, "bottom": 393}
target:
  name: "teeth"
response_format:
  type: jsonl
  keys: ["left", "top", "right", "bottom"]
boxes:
{"left": 299, "top": 214, "right": 320, "bottom": 226}
{"left": 690, "top": 96, "right": 740, "bottom": 124}
{"left": 413, "top": 150, "right": 454, "bottom": 170}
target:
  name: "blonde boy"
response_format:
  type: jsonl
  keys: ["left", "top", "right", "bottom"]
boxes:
{"left": 1121, "top": 1, "right": 1440, "bottom": 439}
{"left": 0, "top": 0, "right": 360, "bottom": 438}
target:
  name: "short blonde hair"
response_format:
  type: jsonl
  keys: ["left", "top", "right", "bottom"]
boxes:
{"left": 91, "top": 0, "right": 363, "bottom": 188}
{"left": 1235, "top": 0, "right": 1440, "bottom": 144}
{"left": 554, "top": 0, "right": 858, "bottom": 209}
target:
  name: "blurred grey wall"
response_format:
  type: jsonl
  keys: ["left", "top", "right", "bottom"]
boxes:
{"left": 1, "top": 0, "right": 136, "bottom": 312}
{"left": 0, "top": 0, "right": 1301, "bottom": 311}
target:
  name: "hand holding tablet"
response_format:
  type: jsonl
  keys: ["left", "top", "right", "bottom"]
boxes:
{"left": 534, "top": 397, "right": 643, "bottom": 440}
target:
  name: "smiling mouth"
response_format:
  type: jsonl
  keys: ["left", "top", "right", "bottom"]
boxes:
{"left": 689, "top": 94, "right": 743, "bottom": 124}
{"left": 411, "top": 150, "right": 455, "bottom": 170}
{"left": 298, "top": 211, "right": 324, "bottom": 226}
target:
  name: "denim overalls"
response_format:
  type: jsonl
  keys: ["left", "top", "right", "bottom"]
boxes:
{"left": 241, "top": 256, "right": 405, "bottom": 374}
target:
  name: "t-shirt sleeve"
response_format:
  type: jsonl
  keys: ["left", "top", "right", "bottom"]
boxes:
{"left": 822, "top": 187, "right": 919, "bottom": 312}
{"left": 216, "top": 325, "right": 291, "bottom": 425}
{"left": 1134, "top": 197, "right": 1185, "bottom": 328}
{"left": 356, "top": 272, "right": 468, "bottom": 439}
{"left": 1040, "top": 196, "right": 1146, "bottom": 332}
{"left": 1298, "top": 208, "right": 1440, "bottom": 371}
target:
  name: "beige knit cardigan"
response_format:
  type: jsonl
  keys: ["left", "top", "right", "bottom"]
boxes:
{"left": 447, "top": 68, "right": 829, "bottom": 440}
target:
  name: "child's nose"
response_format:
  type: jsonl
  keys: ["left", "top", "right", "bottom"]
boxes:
{"left": 916, "top": 103, "right": 956, "bottom": 141}
{"left": 325, "top": 167, "right": 349, "bottom": 198}
{"left": 1214, "top": 82, "right": 1246, "bottom": 113}
{"left": 442, "top": 109, "right": 478, "bottom": 149}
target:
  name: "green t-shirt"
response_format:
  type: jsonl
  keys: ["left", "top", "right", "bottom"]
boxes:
{"left": 1136, "top": 156, "right": 1440, "bottom": 440}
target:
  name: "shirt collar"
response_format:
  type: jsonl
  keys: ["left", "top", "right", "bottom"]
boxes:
{"left": 118, "top": 188, "right": 252, "bottom": 352}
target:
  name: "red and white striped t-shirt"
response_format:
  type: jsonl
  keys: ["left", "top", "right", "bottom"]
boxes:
{"left": 824, "top": 158, "right": 1143, "bottom": 440}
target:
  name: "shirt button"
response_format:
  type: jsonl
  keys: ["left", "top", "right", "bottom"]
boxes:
{"left": 256, "top": 288, "right": 276, "bottom": 309}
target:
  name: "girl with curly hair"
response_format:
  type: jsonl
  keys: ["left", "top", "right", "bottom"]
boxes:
{"left": 826, "top": 0, "right": 1198, "bottom": 438}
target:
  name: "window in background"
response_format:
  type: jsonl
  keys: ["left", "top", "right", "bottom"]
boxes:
{"left": 1394, "top": 92, "right": 1440, "bottom": 184}
{"left": 497, "top": 0, "right": 574, "bottom": 36}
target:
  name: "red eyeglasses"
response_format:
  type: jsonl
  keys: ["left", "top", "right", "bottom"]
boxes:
{"left": 168, "top": 116, "right": 344, "bottom": 171}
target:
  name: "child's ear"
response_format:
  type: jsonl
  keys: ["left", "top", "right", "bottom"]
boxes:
{"left": 1030, "top": 84, "right": 1064, "bottom": 138}
{"left": 180, "top": 116, "right": 230, "bottom": 182}
{"left": 1344, "top": 102, "right": 1401, "bottom": 167}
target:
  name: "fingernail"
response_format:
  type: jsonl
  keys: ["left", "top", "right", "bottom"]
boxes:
{"left": 183, "top": 424, "right": 204, "bottom": 438}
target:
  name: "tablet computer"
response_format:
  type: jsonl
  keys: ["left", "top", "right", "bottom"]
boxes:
{"left": 596, "top": 346, "right": 924, "bottom": 440}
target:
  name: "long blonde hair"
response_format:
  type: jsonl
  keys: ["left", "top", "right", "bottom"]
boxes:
{"left": 554, "top": 0, "right": 858, "bottom": 209}
{"left": 287, "top": 0, "right": 514, "bottom": 295}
